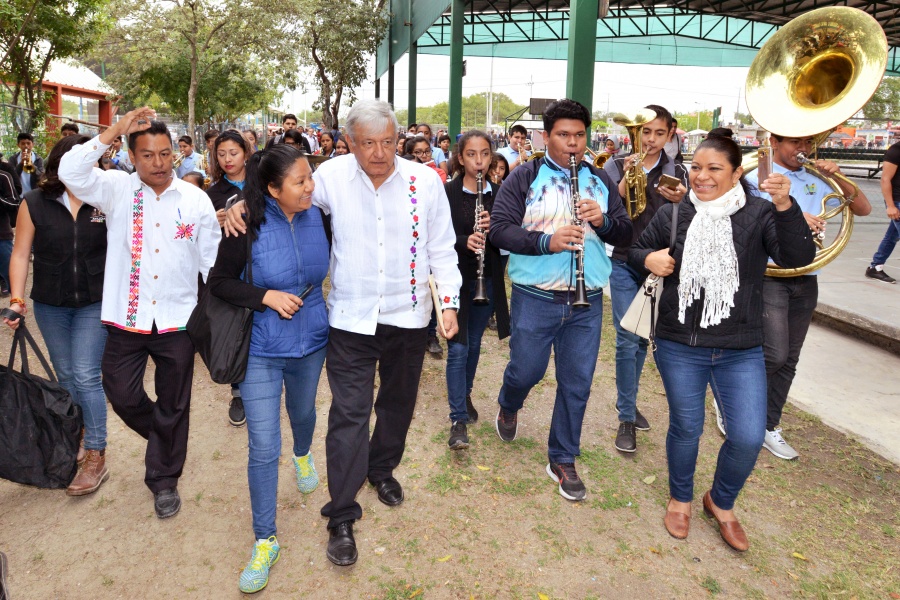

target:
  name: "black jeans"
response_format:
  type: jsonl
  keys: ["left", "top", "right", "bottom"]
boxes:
{"left": 320, "top": 324, "right": 428, "bottom": 529}
{"left": 101, "top": 325, "right": 195, "bottom": 493}
{"left": 761, "top": 275, "right": 818, "bottom": 430}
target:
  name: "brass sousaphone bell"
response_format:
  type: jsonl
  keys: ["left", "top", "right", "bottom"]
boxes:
{"left": 744, "top": 6, "right": 888, "bottom": 276}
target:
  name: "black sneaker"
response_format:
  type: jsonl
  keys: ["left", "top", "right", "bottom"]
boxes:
{"left": 866, "top": 266, "right": 896, "bottom": 284}
{"left": 546, "top": 462, "right": 586, "bottom": 501}
{"left": 496, "top": 407, "right": 518, "bottom": 442}
{"left": 448, "top": 421, "right": 469, "bottom": 450}
{"left": 466, "top": 394, "right": 479, "bottom": 423}
{"left": 228, "top": 394, "right": 246, "bottom": 427}
{"left": 154, "top": 487, "right": 181, "bottom": 519}
{"left": 426, "top": 335, "right": 443, "bottom": 356}
{"left": 615, "top": 422, "right": 637, "bottom": 453}
{"left": 634, "top": 409, "right": 650, "bottom": 431}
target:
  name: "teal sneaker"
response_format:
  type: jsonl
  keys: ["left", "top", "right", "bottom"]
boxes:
{"left": 239, "top": 536, "right": 280, "bottom": 594}
{"left": 293, "top": 452, "right": 319, "bottom": 494}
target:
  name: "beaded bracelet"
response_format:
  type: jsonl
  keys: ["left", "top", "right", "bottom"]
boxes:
{"left": 9, "top": 297, "right": 26, "bottom": 307}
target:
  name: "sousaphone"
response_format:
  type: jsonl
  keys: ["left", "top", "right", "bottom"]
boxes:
{"left": 744, "top": 6, "right": 888, "bottom": 276}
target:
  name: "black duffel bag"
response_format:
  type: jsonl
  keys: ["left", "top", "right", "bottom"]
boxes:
{"left": 187, "top": 234, "right": 254, "bottom": 384}
{"left": 0, "top": 310, "right": 82, "bottom": 489}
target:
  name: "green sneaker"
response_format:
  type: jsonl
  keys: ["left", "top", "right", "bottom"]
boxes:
{"left": 293, "top": 452, "right": 319, "bottom": 494}
{"left": 239, "top": 536, "right": 280, "bottom": 594}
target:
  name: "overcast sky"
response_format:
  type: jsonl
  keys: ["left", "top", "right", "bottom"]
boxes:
{"left": 285, "top": 53, "right": 754, "bottom": 124}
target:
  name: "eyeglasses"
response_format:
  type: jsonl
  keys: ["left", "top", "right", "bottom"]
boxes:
{"left": 413, "top": 149, "right": 432, "bottom": 156}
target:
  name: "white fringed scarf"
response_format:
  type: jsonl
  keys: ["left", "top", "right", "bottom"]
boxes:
{"left": 677, "top": 184, "right": 745, "bottom": 328}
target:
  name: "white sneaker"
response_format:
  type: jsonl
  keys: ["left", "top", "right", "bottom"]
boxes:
{"left": 713, "top": 401, "right": 726, "bottom": 437}
{"left": 763, "top": 428, "right": 799, "bottom": 460}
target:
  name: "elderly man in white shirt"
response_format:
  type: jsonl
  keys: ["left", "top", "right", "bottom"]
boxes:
{"left": 59, "top": 107, "right": 221, "bottom": 520}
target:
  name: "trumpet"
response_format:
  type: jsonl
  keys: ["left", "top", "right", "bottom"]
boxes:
{"left": 103, "top": 146, "right": 117, "bottom": 161}
{"left": 172, "top": 151, "right": 185, "bottom": 169}
{"left": 584, "top": 148, "right": 612, "bottom": 169}
{"left": 568, "top": 154, "right": 590, "bottom": 308}
{"left": 22, "top": 151, "right": 35, "bottom": 174}
{"left": 472, "top": 171, "right": 489, "bottom": 305}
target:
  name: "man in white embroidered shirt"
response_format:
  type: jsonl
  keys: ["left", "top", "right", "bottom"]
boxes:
{"left": 318, "top": 101, "right": 460, "bottom": 566}
{"left": 59, "top": 107, "right": 221, "bottom": 519}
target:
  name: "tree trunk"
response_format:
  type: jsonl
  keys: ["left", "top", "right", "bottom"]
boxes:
{"left": 188, "top": 45, "right": 198, "bottom": 138}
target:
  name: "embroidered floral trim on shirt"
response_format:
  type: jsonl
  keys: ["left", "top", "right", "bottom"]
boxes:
{"left": 125, "top": 188, "right": 145, "bottom": 328}
{"left": 174, "top": 209, "right": 195, "bottom": 241}
{"left": 442, "top": 294, "right": 460, "bottom": 309}
{"left": 409, "top": 176, "right": 419, "bottom": 309}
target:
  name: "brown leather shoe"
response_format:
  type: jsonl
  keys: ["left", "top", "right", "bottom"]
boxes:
{"left": 664, "top": 507, "right": 690, "bottom": 539}
{"left": 703, "top": 491, "right": 749, "bottom": 551}
{"left": 66, "top": 450, "right": 109, "bottom": 496}
{"left": 77, "top": 430, "right": 86, "bottom": 467}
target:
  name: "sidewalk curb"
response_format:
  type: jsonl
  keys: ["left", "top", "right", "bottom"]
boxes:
{"left": 813, "top": 302, "right": 900, "bottom": 357}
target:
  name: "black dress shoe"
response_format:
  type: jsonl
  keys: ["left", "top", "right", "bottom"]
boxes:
{"left": 371, "top": 476, "right": 404, "bottom": 506}
{"left": 326, "top": 522, "right": 358, "bottom": 566}
{"left": 465, "top": 394, "right": 479, "bottom": 423}
{"left": 154, "top": 487, "right": 181, "bottom": 519}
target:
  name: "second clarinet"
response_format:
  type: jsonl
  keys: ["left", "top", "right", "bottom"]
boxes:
{"left": 472, "top": 170, "right": 489, "bottom": 304}
{"left": 568, "top": 154, "right": 590, "bottom": 308}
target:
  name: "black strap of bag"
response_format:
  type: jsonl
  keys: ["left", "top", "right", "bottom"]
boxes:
{"left": 1, "top": 308, "right": 57, "bottom": 381}
{"left": 648, "top": 202, "right": 680, "bottom": 348}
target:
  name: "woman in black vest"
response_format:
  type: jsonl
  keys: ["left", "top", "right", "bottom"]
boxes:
{"left": 2, "top": 134, "right": 109, "bottom": 496}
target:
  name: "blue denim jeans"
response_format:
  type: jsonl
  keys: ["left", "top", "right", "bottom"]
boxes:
{"left": 239, "top": 348, "right": 326, "bottom": 539}
{"left": 871, "top": 204, "right": 900, "bottom": 266}
{"left": 447, "top": 279, "right": 494, "bottom": 422}
{"left": 498, "top": 287, "right": 603, "bottom": 464}
{"left": 654, "top": 339, "right": 766, "bottom": 510}
{"left": 32, "top": 301, "right": 108, "bottom": 450}
{"left": 608, "top": 259, "right": 649, "bottom": 423}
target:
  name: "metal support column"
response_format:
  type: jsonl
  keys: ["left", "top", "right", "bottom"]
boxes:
{"left": 408, "top": 42, "right": 418, "bottom": 125}
{"left": 388, "top": 64, "right": 395, "bottom": 107}
{"left": 448, "top": 0, "right": 465, "bottom": 139}
{"left": 565, "top": 0, "right": 599, "bottom": 115}
{"left": 375, "top": 78, "right": 381, "bottom": 100}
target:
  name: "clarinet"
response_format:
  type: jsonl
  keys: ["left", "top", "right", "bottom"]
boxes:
{"left": 568, "top": 154, "right": 590, "bottom": 308}
{"left": 472, "top": 170, "right": 489, "bottom": 304}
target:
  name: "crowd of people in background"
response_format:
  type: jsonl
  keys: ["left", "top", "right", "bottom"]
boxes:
{"left": 0, "top": 98, "right": 898, "bottom": 596}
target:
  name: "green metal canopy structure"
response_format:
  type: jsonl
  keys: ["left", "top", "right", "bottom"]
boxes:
{"left": 375, "top": 0, "right": 900, "bottom": 138}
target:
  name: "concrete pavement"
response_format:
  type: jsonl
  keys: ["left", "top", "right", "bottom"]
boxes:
{"left": 785, "top": 177, "right": 900, "bottom": 464}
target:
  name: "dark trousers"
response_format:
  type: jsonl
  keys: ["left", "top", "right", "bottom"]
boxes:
{"left": 761, "top": 276, "right": 818, "bottom": 430}
{"left": 321, "top": 324, "right": 428, "bottom": 528}
{"left": 101, "top": 325, "right": 196, "bottom": 493}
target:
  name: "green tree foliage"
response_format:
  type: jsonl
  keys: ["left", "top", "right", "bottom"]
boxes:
{"left": 96, "top": 0, "right": 298, "bottom": 134}
{"left": 673, "top": 110, "right": 715, "bottom": 132}
{"left": 289, "top": 0, "right": 388, "bottom": 130}
{"left": 862, "top": 77, "right": 900, "bottom": 124}
{"left": 0, "top": 0, "right": 110, "bottom": 132}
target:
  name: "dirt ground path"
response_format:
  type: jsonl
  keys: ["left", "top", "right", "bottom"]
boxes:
{"left": 1, "top": 298, "right": 898, "bottom": 599}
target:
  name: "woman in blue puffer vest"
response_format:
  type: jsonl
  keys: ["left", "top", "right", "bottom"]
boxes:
{"left": 207, "top": 144, "right": 329, "bottom": 593}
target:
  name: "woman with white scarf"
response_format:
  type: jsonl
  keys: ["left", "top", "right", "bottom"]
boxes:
{"left": 628, "top": 129, "right": 815, "bottom": 552}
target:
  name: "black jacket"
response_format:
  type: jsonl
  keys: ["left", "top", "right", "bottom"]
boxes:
{"left": 206, "top": 178, "right": 242, "bottom": 212}
{"left": 628, "top": 194, "right": 815, "bottom": 349}
{"left": 25, "top": 189, "right": 107, "bottom": 307}
{"left": 445, "top": 176, "right": 510, "bottom": 341}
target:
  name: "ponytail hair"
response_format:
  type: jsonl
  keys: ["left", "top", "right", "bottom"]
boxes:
{"left": 243, "top": 144, "right": 307, "bottom": 238}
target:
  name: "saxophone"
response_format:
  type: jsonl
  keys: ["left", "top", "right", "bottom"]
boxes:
{"left": 472, "top": 171, "right": 488, "bottom": 305}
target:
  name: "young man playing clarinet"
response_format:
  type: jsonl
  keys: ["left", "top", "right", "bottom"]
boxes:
{"left": 489, "top": 99, "right": 632, "bottom": 501}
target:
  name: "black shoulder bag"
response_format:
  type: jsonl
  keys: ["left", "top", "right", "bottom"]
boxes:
{"left": 187, "top": 234, "right": 255, "bottom": 384}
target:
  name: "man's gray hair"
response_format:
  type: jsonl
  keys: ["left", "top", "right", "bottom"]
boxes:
{"left": 345, "top": 100, "right": 399, "bottom": 141}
